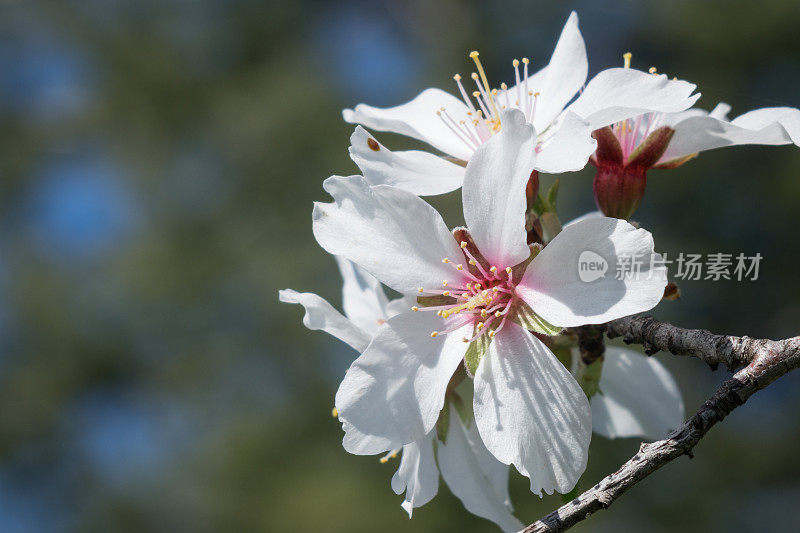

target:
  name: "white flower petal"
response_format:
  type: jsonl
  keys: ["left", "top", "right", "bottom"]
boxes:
{"left": 336, "top": 256, "right": 389, "bottom": 336}
{"left": 278, "top": 289, "right": 370, "bottom": 352}
{"left": 313, "top": 175, "right": 467, "bottom": 294}
{"left": 661, "top": 106, "right": 800, "bottom": 161}
{"left": 335, "top": 311, "right": 471, "bottom": 454}
{"left": 517, "top": 217, "right": 666, "bottom": 328}
{"left": 349, "top": 126, "right": 465, "bottom": 196}
{"left": 590, "top": 347, "right": 684, "bottom": 441}
{"left": 473, "top": 322, "right": 591, "bottom": 496}
{"left": 567, "top": 68, "right": 699, "bottom": 130}
{"left": 385, "top": 295, "right": 418, "bottom": 319}
{"left": 534, "top": 111, "right": 597, "bottom": 173}
{"left": 529, "top": 11, "right": 588, "bottom": 133}
{"left": 709, "top": 102, "right": 732, "bottom": 120}
{"left": 463, "top": 109, "right": 536, "bottom": 268}
{"left": 563, "top": 210, "right": 603, "bottom": 228}
{"left": 343, "top": 88, "right": 474, "bottom": 161}
{"left": 391, "top": 432, "right": 439, "bottom": 518}
{"left": 438, "top": 410, "right": 524, "bottom": 533}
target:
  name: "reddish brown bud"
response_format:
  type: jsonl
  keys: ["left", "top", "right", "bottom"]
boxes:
{"left": 591, "top": 125, "right": 676, "bottom": 219}
{"left": 593, "top": 163, "right": 647, "bottom": 220}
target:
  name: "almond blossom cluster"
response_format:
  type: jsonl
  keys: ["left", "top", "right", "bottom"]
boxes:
{"left": 280, "top": 11, "right": 799, "bottom": 531}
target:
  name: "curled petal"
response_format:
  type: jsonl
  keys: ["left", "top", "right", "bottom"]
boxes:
{"left": 278, "top": 289, "right": 370, "bottom": 352}
{"left": 392, "top": 433, "right": 440, "bottom": 517}
{"left": 349, "top": 126, "right": 465, "bottom": 196}
{"left": 343, "top": 88, "right": 474, "bottom": 161}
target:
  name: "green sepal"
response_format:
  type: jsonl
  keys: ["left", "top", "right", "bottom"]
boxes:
{"left": 546, "top": 178, "right": 560, "bottom": 208}
{"left": 576, "top": 357, "right": 604, "bottom": 400}
{"left": 464, "top": 331, "right": 491, "bottom": 377}
{"left": 436, "top": 401, "right": 451, "bottom": 443}
{"left": 512, "top": 301, "right": 562, "bottom": 336}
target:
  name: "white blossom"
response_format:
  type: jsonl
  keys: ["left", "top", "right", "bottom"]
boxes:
{"left": 314, "top": 109, "right": 668, "bottom": 495}
{"left": 343, "top": 11, "right": 699, "bottom": 195}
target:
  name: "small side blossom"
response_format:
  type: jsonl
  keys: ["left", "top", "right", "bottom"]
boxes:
{"left": 343, "top": 11, "right": 699, "bottom": 196}
{"left": 592, "top": 77, "right": 800, "bottom": 218}
{"left": 313, "top": 109, "right": 667, "bottom": 496}
{"left": 279, "top": 259, "right": 523, "bottom": 531}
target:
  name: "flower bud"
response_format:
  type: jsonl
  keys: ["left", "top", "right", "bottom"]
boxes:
{"left": 591, "top": 125, "right": 675, "bottom": 219}
{"left": 593, "top": 164, "right": 647, "bottom": 220}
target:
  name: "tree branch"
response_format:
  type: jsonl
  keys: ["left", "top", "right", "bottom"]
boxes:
{"left": 606, "top": 314, "right": 763, "bottom": 371}
{"left": 523, "top": 316, "right": 800, "bottom": 533}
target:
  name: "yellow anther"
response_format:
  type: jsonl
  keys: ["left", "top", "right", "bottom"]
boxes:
{"left": 495, "top": 311, "right": 502, "bottom": 317}
{"left": 442, "top": 291, "right": 451, "bottom": 296}
{"left": 431, "top": 331, "right": 439, "bottom": 338}
{"left": 472, "top": 90, "right": 481, "bottom": 98}
{"left": 491, "top": 88, "right": 498, "bottom": 95}
{"left": 481, "top": 309, "right": 488, "bottom": 318}
{"left": 623, "top": 52, "right": 632, "bottom": 69}
{"left": 513, "top": 58, "right": 520, "bottom": 67}
{"left": 440, "top": 291, "right": 493, "bottom": 319}
{"left": 418, "top": 288, "right": 424, "bottom": 293}
{"left": 470, "top": 50, "right": 500, "bottom": 119}
{"left": 490, "top": 266, "right": 498, "bottom": 274}
{"left": 522, "top": 57, "right": 530, "bottom": 64}
{"left": 462, "top": 337, "right": 470, "bottom": 343}
{"left": 460, "top": 241, "right": 468, "bottom": 249}
{"left": 412, "top": 306, "right": 419, "bottom": 312}
{"left": 471, "top": 72, "right": 479, "bottom": 80}
{"left": 443, "top": 280, "right": 449, "bottom": 286}
{"left": 380, "top": 457, "right": 389, "bottom": 464}
{"left": 477, "top": 322, "right": 485, "bottom": 330}
{"left": 500, "top": 82, "right": 507, "bottom": 90}
{"left": 462, "top": 292, "right": 470, "bottom": 298}
{"left": 505, "top": 267, "right": 512, "bottom": 274}
{"left": 649, "top": 66, "right": 657, "bottom": 74}
{"left": 332, "top": 407, "right": 338, "bottom": 418}
{"left": 488, "top": 330, "right": 496, "bottom": 338}
{"left": 391, "top": 452, "right": 398, "bottom": 459}
{"left": 437, "top": 310, "right": 443, "bottom": 316}
{"left": 466, "top": 283, "right": 472, "bottom": 290}
{"left": 456, "top": 264, "right": 464, "bottom": 270}
{"left": 492, "top": 287, "right": 499, "bottom": 293}
{"left": 469, "top": 259, "right": 476, "bottom": 265}
{"left": 453, "top": 73, "right": 461, "bottom": 81}
{"left": 442, "top": 258, "right": 450, "bottom": 263}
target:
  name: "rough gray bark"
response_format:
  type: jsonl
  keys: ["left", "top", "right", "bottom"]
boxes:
{"left": 523, "top": 316, "right": 800, "bottom": 533}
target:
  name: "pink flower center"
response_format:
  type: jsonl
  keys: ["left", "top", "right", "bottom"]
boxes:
{"left": 412, "top": 240, "right": 519, "bottom": 343}
{"left": 610, "top": 112, "right": 666, "bottom": 164}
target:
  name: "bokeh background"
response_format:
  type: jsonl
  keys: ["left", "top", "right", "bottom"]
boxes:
{"left": 1, "top": 0, "right": 799, "bottom": 531}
